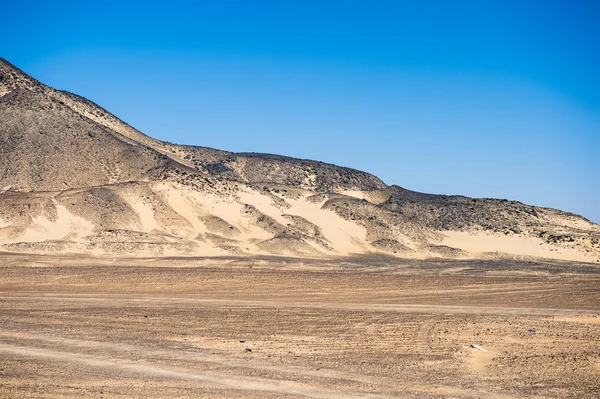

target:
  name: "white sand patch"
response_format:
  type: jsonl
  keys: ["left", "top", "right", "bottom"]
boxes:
{"left": 441, "top": 231, "right": 596, "bottom": 262}
{"left": 153, "top": 184, "right": 207, "bottom": 237}
{"left": 196, "top": 192, "right": 272, "bottom": 240}
{"left": 0, "top": 218, "right": 10, "bottom": 229}
{"left": 237, "top": 189, "right": 290, "bottom": 225}
{"left": 303, "top": 238, "right": 331, "bottom": 254}
{"left": 126, "top": 198, "right": 161, "bottom": 233}
{"left": 15, "top": 203, "right": 94, "bottom": 244}
{"left": 153, "top": 183, "right": 274, "bottom": 250}
{"left": 151, "top": 183, "right": 369, "bottom": 256}
{"left": 282, "top": 195, "right": 369, "bottom": 256}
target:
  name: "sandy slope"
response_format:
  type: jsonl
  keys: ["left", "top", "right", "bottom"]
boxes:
{"left": 0, "top": 183, "right": 599, "bottom": 263}
{"left": 441, "top": 231, "right": 596, "bottom": 262}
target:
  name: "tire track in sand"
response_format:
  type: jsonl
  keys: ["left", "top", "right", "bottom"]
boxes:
{"left": 0, "top": 294, "right": 595, "bottom": 316}
{"left": 0, "top": 343, "right": 391, "bottom": 399}
{"left": 417, "top": 315, "right": 444, "bottom": 353}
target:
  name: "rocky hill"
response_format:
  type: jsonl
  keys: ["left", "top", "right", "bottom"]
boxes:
{"left": 1, "top": 57, "right": 598, "bottom": 262}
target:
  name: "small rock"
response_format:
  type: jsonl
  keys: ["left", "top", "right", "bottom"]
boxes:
{"left": 245, "top": 348, "right": 252, "bottom": 352}
{"left": 528, "top": 329, "right": 537, "bottom": 334}
{"left": 88, "top": 131, "right": 96, "bottom": 137}
{"left": 470, "top": 344, "right": 488, "bottom": 352}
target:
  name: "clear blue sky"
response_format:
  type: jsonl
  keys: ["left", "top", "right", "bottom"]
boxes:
{"left": 3, "top": 0, "right": 599, "bottom": 223}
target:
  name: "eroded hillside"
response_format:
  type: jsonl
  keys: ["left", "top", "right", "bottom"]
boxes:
{"left": 1, "top": 57, "right": 599, "bottom": 262}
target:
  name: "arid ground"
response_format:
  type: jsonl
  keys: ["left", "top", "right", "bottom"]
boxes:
{"left": 0, "top": 254, "right": 598, "bottom": 398}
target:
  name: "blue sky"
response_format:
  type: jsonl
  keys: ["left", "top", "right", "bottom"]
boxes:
{"left": 3, "top": 0, "right": 599, "bottom": 223}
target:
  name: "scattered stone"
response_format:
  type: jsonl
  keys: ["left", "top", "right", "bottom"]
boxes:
{"left": 528, "top": 329, "right": 537, "bottom": 334}
{"left": 470, "top": 344, "right": 488, "bottom": 352}
{"left": 0, "top": 185, "right": 18, "bottom": 194}
{"left": 245, "top": 348, "right": 252, "bottom": 352}
{"left": 88, "top": 131, "right": 95, "bottom": 137}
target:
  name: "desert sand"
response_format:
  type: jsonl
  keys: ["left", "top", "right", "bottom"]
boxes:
{"left": 441, "top": 230, "right": 596, "bottom": 262}
{"left": 0, "top": 254, "right": 599, "bottom": 398}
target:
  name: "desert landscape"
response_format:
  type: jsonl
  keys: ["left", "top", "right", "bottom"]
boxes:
{"left": 1, "top": 254, "right": 599, "bottom": 398}
{"left": 1, "top": 56, "right": 599, "bottom": 398}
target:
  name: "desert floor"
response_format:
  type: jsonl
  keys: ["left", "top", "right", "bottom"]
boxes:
{"left": 0, "top": 253, "right": 599, "bottom": 398}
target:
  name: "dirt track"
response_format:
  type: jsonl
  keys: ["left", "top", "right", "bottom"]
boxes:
{"left": 1, "top": 257, "right": 599, "bottom": 398}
